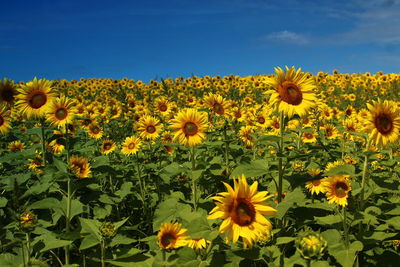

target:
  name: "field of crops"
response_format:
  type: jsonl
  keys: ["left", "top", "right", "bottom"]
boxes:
{"left": 0, "top": 67, "right": 399, "bottom": 266}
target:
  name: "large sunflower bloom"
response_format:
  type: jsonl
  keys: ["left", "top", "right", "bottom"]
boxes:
{"left": 169, "top": 108, "right": 208, "bottom": 147}
{"left": 0, "top": 105, "right": 12, "bottom": 134}
{"left": 137, "top": 115, "right": 162, "bottom": 140}
{"left": 16, "top": 78, "right": 55, "bottom": 119}
{"left": 208, "top": 175, "right": 277, "bottom": 248}
{"left": 157, "top": 222, "right": 189, "bottom": 250}
{"left": 46, "top": 96, "right": 76, "bottom": 128}
{"left": 267, "top": 66, "right": 317, "bottom": 117}
{"left": 204, "top": 93, "right": 229, "bottom": 116}
{"left": 121, "top": 136, "right": 141, "bottom": 155}
{"left": 69, "top": 155, "right": 91, "bottom": 179}
{"left": 364, "top": 99, "right": 400, "bottom": 147}
{"left": 322, "top": 175, "right": 351, "bottom": 207}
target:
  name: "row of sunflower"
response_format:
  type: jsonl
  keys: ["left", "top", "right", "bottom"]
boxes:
{"left": 0, "top": 68, "right": 400, "bottom": 266}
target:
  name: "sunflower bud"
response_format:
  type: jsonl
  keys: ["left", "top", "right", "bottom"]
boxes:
{"left": 99, "top": 222, "right": 116, "bottom": 238}
{"left": 20, "top": 211, "right": 37, "bottom": 229}
{"left": 295, "top": 230, "right": 327, "bottom": 260}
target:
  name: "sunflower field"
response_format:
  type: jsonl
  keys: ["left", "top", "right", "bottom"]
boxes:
{"left": 0, "top": 67, "right": 399, "bottom": 267}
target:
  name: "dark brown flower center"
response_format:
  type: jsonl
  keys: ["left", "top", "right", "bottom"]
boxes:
{"left": 213, "top": 103, "right": 224, "bottom": 115}
{"left": 55, "top": 108, "right": 68, "bottom": 120}
{"left": 231, "top": 199, "right": 256, "bottom": 226}
{"left": 335, "top": 182, "right": 348, "bottom": 198}
{"left": 257, "top": 116, "right": 266, "bottom": 124}
{"left": 91, "top": 125, "right": 101, "bottom": 134}
{"left": 128, "top": 143, "right": 136, "bottom": 149}
{"left": 161, "top": 233, "right": 176, "bottom": 247}
{"left": 0, "top": 115, "right": 4, "bottom": 126}
{"left": 304, "top": 132, "right": 313, "bottom": 139}
{"left": 146, "top": 125, "right": 156, "bottom": 134}
{"left": 375, "top": 113, "right": 393, "bottom": 135}
{"left": 159, "top": 103, "right": 168, "bottom": 112}
{"left": 1, "top": 87, "right": 15, "bottom": 103}
{"left": 278, "top": 81, "right": 303, "bottom": 105}
{"left": 103, "top": 143, "right": 112, "bottom": 150}
{"left": 183, "top": 122, "right": 198, "bottom": 136}
{"left": 29, "top": 92, "right": 47, "bottom": 109}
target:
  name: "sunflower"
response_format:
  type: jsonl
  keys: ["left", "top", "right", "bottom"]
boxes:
{"left": 48, "top": 138, "right": 65, "bottom": 155}
{"left": 46, "top": 96, "right": 76, "bottom": 128}
{"left": 364, "top": 99, "right": 400, "bottom": 147}
{"left": 8, "top": 140, "right": 26, "bottom": 152}
{"left": 0, "top": 105, "right": 11, "bottom": 134}
{"left": 266, "top": 66, "right": 317, "bottom": 117}
{"left": 121, "top": 136, "right": 141, "bottom": 155}
{"left": 322, "top": 175, "right": 351, "bottom": 207}
{"left": 69, "top": 155, "right": 91, "bottom": 179}
{"left": 16, "top": 78, "right": 55, "bottom": 119}
{"left": 87, "top": 123, "right": 103, "bottom": 140}
{"left": 302, "top": 129, "right": 317, "bottom": 143}
{"left": 208, "top": 175, "right": 276, "bottom": 248}
{"left": 305, "top": 179, "right": 326, "bottom": 195}
{"left": 238, "top": 125, "right": 256, "bottom": 148}
{"left": 157, "top": 222, "right": 189, "bottom": 250}
{"left": 137, "top": 115, "right": 162, "bottom": 140}
{"left": 187, "top": 238, "right": 211, "bottom": 250}
{"left": 204, "top": 93, "right": 229, "bottom": 116}
{"left": 169, "top": 108, "right": 208, "bottom": 147}
{"left": 101, "top": 140, "right": 116, "bottom": 155}
{"left": 0, "top": 78, "right": 17, "bottom": 106}
{"left": 155, "top": 96, "right": 172, "bottom": 116}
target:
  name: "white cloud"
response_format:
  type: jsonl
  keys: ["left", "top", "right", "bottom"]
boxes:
{"left": 263, "top": 30, "right": 309, "bottom": 45}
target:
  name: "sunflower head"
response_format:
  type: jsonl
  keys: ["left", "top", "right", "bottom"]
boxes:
{"left": 187, "top": 238, "right": 211, "bottom": 250}
{"left": 137, "top": 115, "right": 162, "bottom": 140}
{"left": 365, "top": 99, "right": 400, "bottom": 147}
{"left": 20, "top": 210, "right": 38, "bottom": 229}
{"left": 267, "top": 66, "right": 317, "bottom": 118}
{"left": 0, "top": 105, "right": 12, "bottom": 134}
{"left": 0, "top": 78, "right": 17, "bottom": 106}
{"left": 46, "top": 96, "right": 76, "bottom": 128}
{"left": 16, "top": 77, "right": 55, "bottom": 119}
{"left": 121, "top": 136, "right": 141, "bottom": 155}
{"left": 69, "top": 155, "right": 91, "bottom": 178}
{"left": 101, "top": 140, "right": 116, "bottom": 155}
{"left": 170, "top": 108, "right": 208, "bottom": 147}
{"left": 208, "top": 174, "right": 276, "bottom": 248}
{"left": 295, "top": 229, "right": 327, "bottom": 260}
{"left": 157, "top": 222, "right": 189, "bottom": 250}
{"left": 322, "top": 175, "right": 351, "bottom": 207}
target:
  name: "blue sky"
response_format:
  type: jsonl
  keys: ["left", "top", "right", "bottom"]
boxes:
{"left": 1, "top": 0, "right": 400, "bottom": 82}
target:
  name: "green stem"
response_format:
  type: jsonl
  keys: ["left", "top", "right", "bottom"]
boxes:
{"left": 306, "top": 259, "right": 311, "bottom": 267}
{"left": 277, "top": 112, "right": 285, "bottom": 203}
{"left": 343, "top": 206, "right": 349, "bottom": 248}
{"left": 359, "top": 153, "right": 369, "bottom": 211}
{"left": 223, "top": 121, "right": 229, "bottom": 174}
{"left": 65, "top": 124, "right": 71, "bottom": 265}
{"left": 100, "top": 239, "right": 106, "bottom": 267}
{"left": 41, "top": 124, "right": 46, "bottom": 167}
{"left": 191, "top": 147, "right": 197, "bottom": 211}
{"left": 162, "top": 249, "right": 167, "bottom": 267}
{"left": 135, "top": 153, "right": 146, "bottom": 204}
{"left": 25, "top": 232, "right": 31, "bottom": 266}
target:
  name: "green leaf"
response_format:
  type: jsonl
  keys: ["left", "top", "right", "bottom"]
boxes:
{"left": 153, "top": 196, "right": 192, "bottom": 230}
{"left": 276, "top": 237, "right": 295, "bottom": 245}
{"left": 114, "top": 217, "right": 130, "bottom": 230}
{"left": 53, "top": 157, "right": 68, "bottom": 173}
{"left": 314, "top": 214, "right": 342, "bottom": 225}
{"left": 276, "top": 187, "right": 306, "bottom": 219}
{"left": 159, "top": 162, "right": 188, "bottom": 183}
{"left": 0, "top": 197, "right": 8, "bottom": 208}
{"left": 109, "top": 234, "right": 136, "bottom": 247}
{"left": 29, "top": 198, "right": 61, "bottom": 210}
{"left": 79, "top": 217, "right": 102, "bottom": 240}
{"left": 80, "top": 235, "right": 99, "bottom": 250}
{"left": 92, "top": 155, "right": 110, "bottom": 168}
{"left": 323, "top": 164, "right": 355, "bottom": 176}
{"left": 230, "top": 159, "right": 269, "bottom": 178}
{"left": 40, "top": 238, "right": 72, "bottom": 252}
